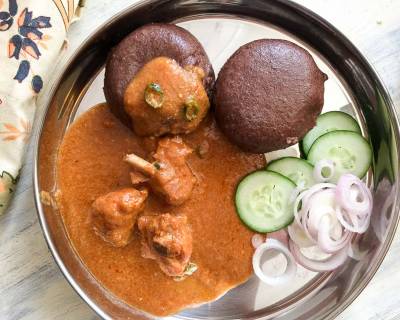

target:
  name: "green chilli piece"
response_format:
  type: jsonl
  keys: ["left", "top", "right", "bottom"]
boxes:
{"left": 144, "top": 83, "right": 164, "bottom": 109}
{"left": 183, "top": 97, "right": 199, "bottom": 121}
{"left": 235, "top": 170, "right": 296, "bottom": 233}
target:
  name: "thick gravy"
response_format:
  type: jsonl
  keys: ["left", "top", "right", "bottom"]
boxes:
{"left": 57, "top": 103, "right": 265, "bottom": 316}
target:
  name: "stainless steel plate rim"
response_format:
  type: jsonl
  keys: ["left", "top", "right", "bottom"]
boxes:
{"left": 33, "top": 0, "right": 400, "bottom": 319}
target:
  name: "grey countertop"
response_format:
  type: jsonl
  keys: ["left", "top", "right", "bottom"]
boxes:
{"left": 1, "top": 0, "right": 400, "bottom": 319}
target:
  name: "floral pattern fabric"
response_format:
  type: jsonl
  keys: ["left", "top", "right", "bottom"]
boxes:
{"left": 0, "top": 0, "right": 79, "bottom": 214}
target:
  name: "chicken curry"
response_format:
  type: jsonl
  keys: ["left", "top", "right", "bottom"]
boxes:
{"left": 56, "top": 56, "right": 265, "bottom": 317}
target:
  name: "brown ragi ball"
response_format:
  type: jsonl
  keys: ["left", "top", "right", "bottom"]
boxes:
{"left": 104, "top": 23, "right": 215, "bottom": 126}
{"left": 214, "top": 39, "right": 328, "bottom": 153}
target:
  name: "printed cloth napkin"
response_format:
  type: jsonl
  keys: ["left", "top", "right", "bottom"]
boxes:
{"left": 0, "top": 0, "right": 81, "bottom": 214}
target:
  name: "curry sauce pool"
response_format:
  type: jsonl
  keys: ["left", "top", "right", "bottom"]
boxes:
{"left": 56, "top": 104, "right": 265, "bottom": 316}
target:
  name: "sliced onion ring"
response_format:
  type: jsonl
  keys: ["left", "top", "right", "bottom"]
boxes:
{"left": 293, "top": 183, "right": 336, "bottom": 226}
{"left": 287, "top": 172, "right": 372, "bottom": 272}
{"left": 313, "top": 159, "right": 335, "bottom": 182}
{"left": 252, "top": 234, "right": 265, "bottom": 249}
{"left": 318, "top": 215, "right": 351, "bottom": 253}
{"left": 289, "top": 240, "right": 348, "bottom": 272}
{"left": 336, "top": 174, "right": 372, "bottom": 216}
{"left": 296, "top": 188, "right": 341, "bottom": 249}
{"left": 301, "top": 189, "right": 336, "bottom": 240}
{"left": 288, "top": 221, "right": 314, "bottom": 248}
{"left": 253, "top": 239, "right": 297, "bottom": 286}
{"left": 301, "top": 189, "right": 351, "bottom": 253}
{"left": 335, "top": 206, "right": 370, "bottom": 233}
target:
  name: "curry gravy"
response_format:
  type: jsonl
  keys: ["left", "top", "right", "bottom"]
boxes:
{"left": 57, "top": 104, "right": 265, "bottom": 316}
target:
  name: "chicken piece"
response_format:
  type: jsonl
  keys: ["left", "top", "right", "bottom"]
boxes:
{"left": 125, "top": 137, "right": 196, "bottom": 206}
{"left": 150, "top": 137, "right": 196, "bottom": 205}
{"left": 92, "top": 188, "right": 148, "bottom": 247}
{"left": 138, "top": 213, "right": 192, "bottom": 277}
{"left": 130, "top": 171, "right": 149, "bottom": 185}
{"left": 124, "top": 57, "right": 210, "bottom": 137}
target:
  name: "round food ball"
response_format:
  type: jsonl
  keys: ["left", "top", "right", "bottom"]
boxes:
{"left": 124, "top": 57, "right": 210, "bottom": 136}
{"left": 214, "top": 39, "right": 327, "bottom": 153}
{"left": 104, "top": 23, "right": 215, "bottom": 126}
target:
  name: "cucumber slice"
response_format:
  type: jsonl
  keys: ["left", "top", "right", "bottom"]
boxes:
{"left": 302, "top": 111, "right": 361, "bottom": 155}
{"left": 267, "top": 157, "right": 315, "bottom": 188}
{"left": 307, "top": 130, "right": 372, "bottom": 182}
{"left": 264, "top": 145, "right": 299, "bottom": 162}
{"left": 235, "top": 170, "right": 296, "bottom": 233}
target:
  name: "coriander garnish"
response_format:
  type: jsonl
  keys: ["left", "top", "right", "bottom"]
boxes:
{"left": 173, "top": 262, "right": 198, "bottom": 282}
